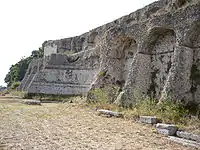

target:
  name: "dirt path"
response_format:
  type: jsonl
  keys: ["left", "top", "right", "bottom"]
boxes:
{"left": 0, "top": 97, "right": 196, "bottom": 150}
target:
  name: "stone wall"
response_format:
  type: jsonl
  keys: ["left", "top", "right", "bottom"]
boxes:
{"left": 19, "top": 0, "right": 200, "bottom": 107}
{"left": 24, "top": 48, "right": 100, "bottom": 95}
{"left": 18, "top": 58, "right": 43, "bottom": 91}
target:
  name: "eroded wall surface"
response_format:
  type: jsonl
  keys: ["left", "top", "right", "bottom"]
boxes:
{"left": 20, "top": 0, "right": 200, "bottom": 107}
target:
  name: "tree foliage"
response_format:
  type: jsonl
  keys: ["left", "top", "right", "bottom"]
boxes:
{"left": 4, "top": 48, "right": 44, "bottom": 87}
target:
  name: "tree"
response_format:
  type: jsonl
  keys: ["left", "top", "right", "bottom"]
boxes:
{"left": 4, "top": 48, "right": 44, "bottom": 87}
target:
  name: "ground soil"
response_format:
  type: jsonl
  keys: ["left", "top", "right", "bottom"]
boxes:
{"left": 0, "top": 96, "right": 197, "bottom": 150}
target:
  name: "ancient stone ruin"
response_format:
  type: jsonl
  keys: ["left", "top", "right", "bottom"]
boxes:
{"left": 18, "top": 0, "right": 200, "bottom": 107}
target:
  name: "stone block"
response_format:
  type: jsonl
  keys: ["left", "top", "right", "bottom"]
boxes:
{"left": 156, "top": 128, "right": 175, "bottom": 136}
{"left": 156, "top": 123, "right": 178, "bottom": 136}
{"left": 22, "top": 100, "right": 41, "bottom": 105}
{"left": 176, "top": 131, "right": 200, "bottom": 142}
{"left": 97, "top": 109, "right": 122, "bottom": 117}
{"left": 139, "top": 116, "right": 157, "bottom": 124}
{"left": 168, "top": 136, "right": 200, "bottom": 149}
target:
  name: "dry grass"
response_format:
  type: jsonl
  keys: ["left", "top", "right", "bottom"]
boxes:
{"left": 6, "top": 90, "right": 25, "bottom": 98}
{"left": 0, "top": 97, "right": 196, "bottom": 150}
{"left": 87, "top": 96, "right": 200, "bottom": 135}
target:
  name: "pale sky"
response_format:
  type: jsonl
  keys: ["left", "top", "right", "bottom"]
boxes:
{"left": 0, "top": 0, "right": 156, "bottom": 86}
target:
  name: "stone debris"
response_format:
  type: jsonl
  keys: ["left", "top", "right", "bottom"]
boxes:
{"left": 97, "top": 109, "right": 122, "bottom": 117}
{"left": 21, "top": 100, "right": 41, "bottom": 105}
{"left": 176, "top": 131, "right": 200, "bottom": 142}
{"left": 168, "top": 136, "right": 200, "bottom": 149}
{"left": 139, "top": 116, "right": 158, "bottom": 124}
{"left": 156, "top": 123, "right": 178, "bottom": 136}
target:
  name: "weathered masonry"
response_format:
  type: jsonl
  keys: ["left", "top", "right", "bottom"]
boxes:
{"left": 19, "top": 0, "right": 200, "bottom": 107}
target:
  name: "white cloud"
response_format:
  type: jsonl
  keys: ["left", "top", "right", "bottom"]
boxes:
{"left": 0, "top": 0, "right": 156, "bottom": 86}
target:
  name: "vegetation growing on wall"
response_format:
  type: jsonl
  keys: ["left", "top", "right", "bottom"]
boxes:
{"left": 10, "top": 82, "right": 21, "bottom": 90}
{"left": 4, "top": 48, "right": 44, "bottom": 87}
{"left": 87, "top": 85, "right": 120, "bottom": 105}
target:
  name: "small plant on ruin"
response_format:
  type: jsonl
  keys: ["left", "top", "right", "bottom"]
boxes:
{"left": 97, "top": 71, "right": 106, "bottom": 77}
{"left": 157, "top": 99, "right": 189, "bottom": 124}
{"left": 131, "top": 95, "right": 189, "bottom": 124}
{"left": 64, "top": 50, "right": 75, "bottom": 55}
{"left": 87, "top": 85, "right": 120, "bottom": 111}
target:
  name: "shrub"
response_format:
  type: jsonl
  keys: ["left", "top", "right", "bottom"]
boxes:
{"left": 157, "top": 99, "right": 189, "bottom": 124}
{"left": 88, "top": 85, "right": 119, "bottom": 103}
{"left": 134, "top": 96, "right": 158, "bottom": 116}
{"left": 134, "top": 96, "right": 189, "bottom": 124}
{"left": 87, "top": 85, "right": 120, "bottom": 110}
{"left": 10, "top": 82, "right": 21, "bottom": 90}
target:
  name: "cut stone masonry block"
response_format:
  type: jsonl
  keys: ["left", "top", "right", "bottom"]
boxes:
{"left": 156, "top": 123, "right": 178, "bottom": 136}
{"left": 176, "top": 131, "right": 200, "bottom": 142}
{"left": 22, "top": 100, "right": 41, "bottom": 105}
{"left": 97, "top": 109, "right": 122, "bottom": 117}
{"left": 168, "top": 136, "right": 200, "bottom": 149}
{"left": 139, "top": 116, "right": 157, "bottom": 124}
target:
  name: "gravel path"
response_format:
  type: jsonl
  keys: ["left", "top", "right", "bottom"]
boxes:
{"left": 0, "top": 98, "right": 196, "bottom": 150}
